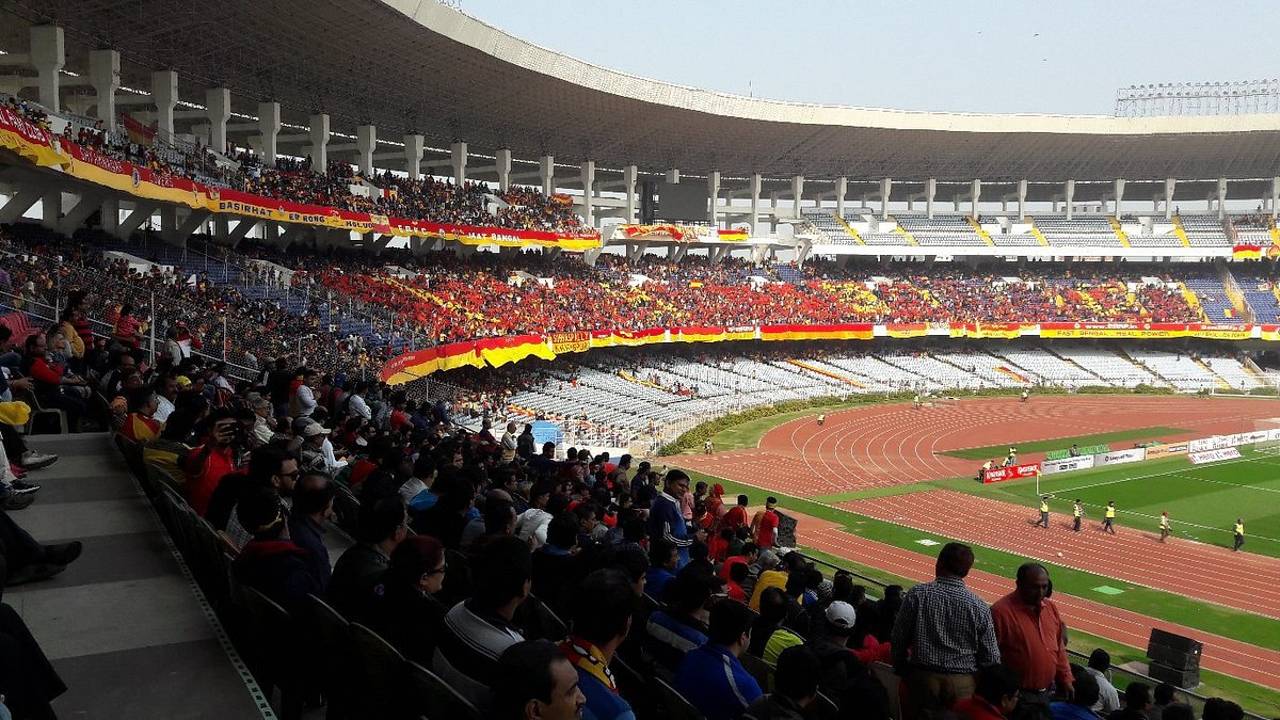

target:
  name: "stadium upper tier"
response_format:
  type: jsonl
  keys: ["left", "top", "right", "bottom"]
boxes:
{"left": 5, "top": 2, "right": 1280, "bottom": 185}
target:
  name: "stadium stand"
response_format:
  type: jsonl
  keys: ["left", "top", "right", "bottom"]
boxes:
{"left": 1034, "top": 215, "right": 1124, "bottom": 248}
{"left": 1179, "top": 214, "right": 1232, "bottom": 247}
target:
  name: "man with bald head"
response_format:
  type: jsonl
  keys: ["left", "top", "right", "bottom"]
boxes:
{"left": 991, "top": 563, "right": 1074, "bottom": 720}
{"left": 892, "top": 543, "right": 1001, "bottom": 719}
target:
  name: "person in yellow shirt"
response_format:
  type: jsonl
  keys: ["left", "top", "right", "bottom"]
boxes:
{"left": 1037, "top": 495, "right": 1050, "bottom": 529}
{"left": 1072, "top": 500, "right": 1084, "bottom": 532}
{"left": 748, "top": 551, "right": 788, "bottom": 612}
{"left": 1102, "top": 501, "right": 1117, "bottom": 534}
{"left": 1234, "top": 518, "right": 1245, "bottom": 552}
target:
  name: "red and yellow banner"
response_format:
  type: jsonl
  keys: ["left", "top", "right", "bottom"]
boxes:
{"left": 1234, "top": 243, "right": 1263, "bottom": 260}
{"left": 548, "top": 331, "right": 590, "bottom": 354}
{"left": 948, "top": 322, "right": 1033, "bottom": 339}
{"left": 1040, "top": 321, "right": 1254, "bottom": 340}
{"left": 618, "top": 224, "right": 749, "bottom": 243}
{"left": 759, "top": 324, "right": 875, "bottom": 342}
{"left": 673, "top": 326, "right": 728, "bottom": 343}
{"left": 0, "top": 110, "right": 600, "bottom": 251}
{"left": 885, "top": 323, "right": 928, "bottom": 339}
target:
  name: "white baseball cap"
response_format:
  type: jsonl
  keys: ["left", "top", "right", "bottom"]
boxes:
{"left": 825, "top": 601, "right": 857, "bottom": 629}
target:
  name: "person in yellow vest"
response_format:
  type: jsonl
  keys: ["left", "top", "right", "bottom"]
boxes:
{"left": 1159, "top": 511, "right": 1171, "bottom": 543}
{"left": 1072, "top": 500, "right": 1084, "bottom": 532}
{"left": 1233, "top": 518, "right": 1245, "bottom": 551}
{"left": 1102, "top": 501, "right": 1117, "bottom": 534}
{"left": 1037, "top": 495, "right": 1050, "bottom": 529}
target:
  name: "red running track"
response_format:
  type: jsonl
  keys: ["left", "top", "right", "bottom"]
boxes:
{"left": 841, "top": 489, "right": 1280, "bottom": 619}
{"left": 795, "top": 516, "right": 1280, "bottom": 690}
{"left": 678, "top": 396, "right": 1280, "bottom": 498}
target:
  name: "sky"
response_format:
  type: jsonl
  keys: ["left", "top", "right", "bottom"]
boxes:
{"left": 455, "top": 0, "right": 1280, "bottom": 115}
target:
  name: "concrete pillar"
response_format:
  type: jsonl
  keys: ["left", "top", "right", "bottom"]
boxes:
{"left": 880, "top": 177, "right": 892, "bottom": 220}
{"left": 1018, "top": 179, "right": 1028, "bottom": 220}
{"left": 1064, "top": 179, "right": 1076, "bottom": 220}
{"left": 450, "top": 141, "right": 467, "bottom": 186}
{"left": 749, "top": 173, "right": 762, "bottom": 235}
{"left": 100, "top": 198, "right": 119, "bottom": 234}
{"left": 835, "top": 177, "right": 847, "bottom": 220}
{"left": 1271, "top": 177, "right": 1279, "bottom": 220}
{"left": 969, "top": 179, "right": 981, "bottom": 217}
{"left": 150, "top": 70, "right": 178, "bottom": 139}
{"left": 623, "top": 165, "right": 638, "bottom": 223}
{"left": 791, "top": 175, "right": 805, "bottom": 219}
{"left": 707, "top": 171, "right": 720, "bottom": 224}
{"left": 580, "top": 160, "right": 595, "bottom": 227}
{"left": 539, "top": 155, "right": 555, "bottom": 196}
{"left": 257, "top": 101, "right": 280, "bottom": 168}
{"left": 925, "top": 178, "right": 937, "bottom": 219}
{"left": 1165, "top": 178, "right": 1177, "bottom": 219}
{"left": 356, "top": 125, "right": 376, "bottom": 176}
{"left": 1217, "top": 177, "right": 1228, "bottom": 220}
{"left": 1110, "top": 178, "right": 1125, "bottom": 216}
{"left": 402, "top": 133, "right": 424, "bottom": 179}
{"left": 309, "top": 114, "right": 330, "bottom": 172}
{"left": 495, "top": 148, "right": 512, "bottom": 192}
{"left": 88, "top": 49, "right": 120, "bottom": 131}
{"left": 40, "top": 190, "right": 61, "bottom": 230}
{"left": 29, "top": 25, "right": 64, "bottom": 112}
{"left": 205, "top": 88, "right": 231, "bottom": 152}
{"left": 666, "top": 169, "right": 680, "bottom": 184}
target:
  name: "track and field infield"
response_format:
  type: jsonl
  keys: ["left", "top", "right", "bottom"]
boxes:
{"left": 941, "top": 425, "right": 1187, "bottom": 460}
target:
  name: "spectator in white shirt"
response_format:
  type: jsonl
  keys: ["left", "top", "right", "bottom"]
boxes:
{"left": 293, "top": 369, "right": 318, "bottom": 417}
{"left": 348, "top": 383, "right": 372, "bottom": 421}
{"left": 500, "top": 421, "right": 518, "bottom": 464}
{"left": 514, "top": 480, "right": 555, "bottom": 549}
{"left": 1085, "top": 649, "right": 1121, "bottom": 715}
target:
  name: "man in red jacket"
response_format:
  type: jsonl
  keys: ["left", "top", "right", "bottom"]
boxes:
{"left": 21, "top": 333, "right": 88, "bottom": 430}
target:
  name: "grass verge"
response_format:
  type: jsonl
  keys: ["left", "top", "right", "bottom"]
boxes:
{"left": 942, "top": 426, "right": 1188, "bottom": 460}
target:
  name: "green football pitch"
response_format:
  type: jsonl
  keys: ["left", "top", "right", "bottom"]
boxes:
{"left": 956, "top": 446, "right": 1280, "bottom": 557}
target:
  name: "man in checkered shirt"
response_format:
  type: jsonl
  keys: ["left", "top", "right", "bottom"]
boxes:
{"left": 892, "top": 542, "right": 1001, "bottom": 719}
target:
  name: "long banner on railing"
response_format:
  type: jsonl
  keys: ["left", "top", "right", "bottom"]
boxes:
{"left": 380, "top": 320, "right": 1280, "bottom": 383}
{"left": 0, "top": 109, "right": 601, "bottom": 251}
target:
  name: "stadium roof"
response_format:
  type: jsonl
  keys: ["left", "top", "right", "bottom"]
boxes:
{"left": 7, "top": 0, "right": 1280, "bottom": 185}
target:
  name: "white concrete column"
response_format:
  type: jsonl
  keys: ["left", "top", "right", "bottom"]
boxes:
{"left": 1017, "top": 179, "right": 1028, "bottom": 220}
{"left": 1064, "top": 179, "right": 1076, "bottom": 220}
{"left": 29, "top": 25, "right": 64, "bottom": 113}
{"left": 925, "top": 178, "right": 937, "bottom": 219}
{"left": 308, "top": 114, "right": 330, "bottom": 172}
{"left": 495, "top": 148, "right": 512, "bottom": 192}
{"left": 835, "top": 177, "right": 847, "bottom": 219}
{"left": 1165, "top": 178, "right": 1177, "bottom": 220}
{"left": 623, "top": 165, "right": 638, "bottom": 223}
{"left": 791, "top": 175, "right": 805, "bottom": 219}
{"left": 749, "top": 173, "right": 762, "bottom": 235}
{"left": 580, "top": 160, "right": 596, "bottom": 227}
{"left": 257, "top": 101, "right": 280, "bottom": 168}
{"left": 1113, "top": 178, "right": 1126, "bottom": 216}
{"left": 356, "top": 125, "right": 376, "bottom": 176}
{"left": 969, "top": 179, "right": 982, "bottom": 217}
{"left": 1271, "top": 177, "right": 1279, "bottom": 220}
{"left": 880, "top": 177, "right": 893, "bottom": 220}
{"left": 539, "top": 155, "right": 555, "bottom": 196}
{"left": 665, "top": 169, "right": 680, "bottom": 184}
{"left": 708, "top": 171, "right": 721, "bottom": 224}
{"left": 88, "top": 49, "right": 120, "bottom": 131}
{"left": 402, "top": 133, "right": 423, "bottom": 179}
{"left": 205, "top": 88, "right": 231, "bottom": 152}
{"left": 150, "top": 70, "right": 178, "bottom": 139}
{"left": 1217, "top": 177, "right": 1227, "bottom": 220}
{"left": 450, "top": 141, "right": 467, "bottom": 185}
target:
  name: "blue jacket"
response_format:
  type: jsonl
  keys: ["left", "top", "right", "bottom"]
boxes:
{"left": 577, "top": 667, "right": 636, "bottom": 720}
{"left": 647, "top": 492, "right": 691, "bottom": 567}
{"left": 645, "top": 566, "right": 675, "bottom": 601}
{"left": 1051, "top": 702, "right": 1101, "bottom": 720}
{"left": 675, "top": 644, "right": 762, "bottom": 720}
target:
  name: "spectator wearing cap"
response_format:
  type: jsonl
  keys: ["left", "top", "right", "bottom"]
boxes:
{"left": 809, "top": 600, "right": 891, "bottom": 720}
{"left": 991, "top": 563, "right": 1073, "bottom": 718}
{"left": 892, "top": 543, "right": 1000, "bottom": 719}
{"left": 299, "top": 421, "right": 345, "bottom": 476}
{"left": 675, "top": 598, "right": 763, "bottom": 720}
{"left": 743, "top": 645, "right": 821, "bottom": 720}
{"left": 434, "top": 535, "right": 532, "bottom": 711}
{"left": 494, "top": 640, "right": 586, "bottom": 720}
{"left": 560, "top": 569, "right": 638, "bottom": 720}
{"left": 954, "top": 663, "right": 1023, "bottom": 720}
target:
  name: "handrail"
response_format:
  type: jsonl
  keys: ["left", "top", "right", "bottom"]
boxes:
{"left": 795, "top": 551, "right": 1262, "bottom": 720}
